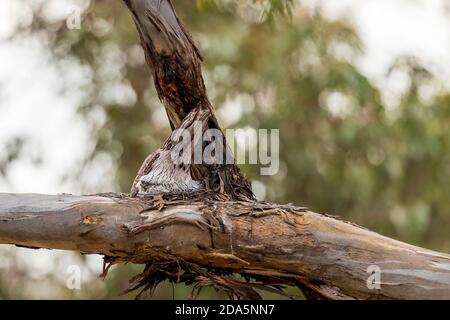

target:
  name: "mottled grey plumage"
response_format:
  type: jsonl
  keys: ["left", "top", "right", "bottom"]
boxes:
{"left": 133, "top": 150, "right": 203, "bottom": 195}
{"left": 131, "top": 109, "right": 209, "bottom": 197}
{"left": 124, "top": 0, "right": 255, "bottom": 200}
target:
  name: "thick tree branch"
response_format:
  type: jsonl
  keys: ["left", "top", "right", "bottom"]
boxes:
{"left": 1, "top": 193, "right": 449, "bottom": 300}
{"left": 2, "top": 0, "right": 449, "bottom": 301}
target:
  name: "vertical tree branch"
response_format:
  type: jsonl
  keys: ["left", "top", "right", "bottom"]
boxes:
{"left": 123, "top": 0, "right": 255, "bottom": 201}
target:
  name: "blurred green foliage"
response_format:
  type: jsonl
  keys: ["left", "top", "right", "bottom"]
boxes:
{"left": 1, "top": 0, "right": 450, "bottom": 299}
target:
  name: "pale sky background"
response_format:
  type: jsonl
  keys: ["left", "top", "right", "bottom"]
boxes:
{"left": 0, "top": 0, "right": 449, "bottom": 296}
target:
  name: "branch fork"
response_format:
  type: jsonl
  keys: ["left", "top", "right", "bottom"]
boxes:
{"left": 0, "top": 0, "right": 449, "bottom": 301}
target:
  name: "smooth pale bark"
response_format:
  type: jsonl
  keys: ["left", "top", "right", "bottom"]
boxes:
{"left": 2, "top": 0, "right": 449, "bottom": 301}
{"left": 1, "top": 193, "right": 449, "bottom": 300}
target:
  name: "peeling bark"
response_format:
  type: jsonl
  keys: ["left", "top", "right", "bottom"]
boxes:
{"left": 1, "top": 193, "right": 450, "bottom": 300}
{"left": 1, "top": 0, "right": 449, "bottom": 301}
